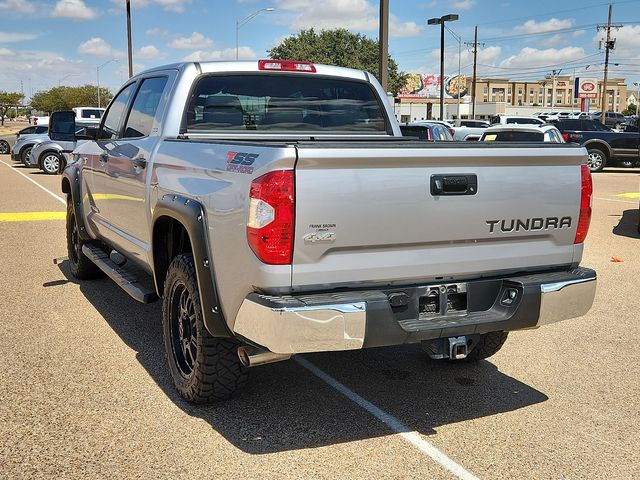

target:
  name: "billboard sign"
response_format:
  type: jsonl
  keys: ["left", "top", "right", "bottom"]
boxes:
{"left": 575, "top": 78, "right": 598, "bottom": 99}
{"left": 398, "top": 73, "right": 469, "bottom": 99}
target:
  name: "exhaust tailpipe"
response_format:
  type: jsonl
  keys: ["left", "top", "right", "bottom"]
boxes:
{"left": 237, "top": 346, "right": 291, "bottom": 368}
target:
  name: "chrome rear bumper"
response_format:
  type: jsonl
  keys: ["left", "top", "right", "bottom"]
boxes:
{"left": 232, "top": 267, "right": 596, "bottom": 355}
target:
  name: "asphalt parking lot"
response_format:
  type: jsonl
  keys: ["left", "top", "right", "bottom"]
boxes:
{"left": 0, "top": 156, "right": 638, "bottom": 479}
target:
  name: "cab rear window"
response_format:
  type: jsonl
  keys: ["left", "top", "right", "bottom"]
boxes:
{"left": 483, "top": 131, "right": 544, "bottom": 141}
{"left": 185, "top": 74, "right": 388, "bottom": 134}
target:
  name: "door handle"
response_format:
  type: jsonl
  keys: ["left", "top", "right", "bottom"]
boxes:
{"left": 132, "top": 156, "right": 147, "bottom": 169}
{"left": 99, "top": 152, "right": 109, "bottom": 163}
{"left": 430, "top": 174, "right": 478, "bottom": 196}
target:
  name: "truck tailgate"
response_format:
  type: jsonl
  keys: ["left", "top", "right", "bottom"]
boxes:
{"left": 292, "top": 143, "right": 585, "bottom": 289}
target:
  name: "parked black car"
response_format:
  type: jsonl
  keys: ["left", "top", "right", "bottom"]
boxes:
{"left": 620, "top": 117, "right": 639, "bottom": 133}
{"left": 553, "top": 118, "right": 640, "bottom": 172}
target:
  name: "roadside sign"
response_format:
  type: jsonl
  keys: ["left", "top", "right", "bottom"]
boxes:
{"left": 575, "top": 78, "right": 598, "bottom": 99}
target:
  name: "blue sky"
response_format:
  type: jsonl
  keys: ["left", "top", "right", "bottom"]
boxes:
{"left": 0, "top": 0, "right": 639, "bottom": 98}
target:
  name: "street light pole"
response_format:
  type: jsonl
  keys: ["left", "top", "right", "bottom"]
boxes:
{"left": 97, "top": 59, "right": 118, "bottom": 108}
{"left": 236, "top": 7, "right": 274, "bottom": 60}
{"left": 428, "top": 14, "right": 459, "bottom": 121}
{"left": 445, "top": 25, "right": 461, "bottom": 120}
{"left": 126, "top": 0, "right": 133, "bottom": 78}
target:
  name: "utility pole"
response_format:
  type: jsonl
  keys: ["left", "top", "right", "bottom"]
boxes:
{"left": 551, "top": 69, "right": 562, "bottom": 109}
{"left": 464, "top": 26, "right": 483, "bottom": 119}
{"left": 378, "top": 0, "right": 389, "bottom": 92}
{"left": 597, "top": 4, "right": 622, "bottom": 123}
{"left": 126, "top": 0, "right": 133, "bottom": 78}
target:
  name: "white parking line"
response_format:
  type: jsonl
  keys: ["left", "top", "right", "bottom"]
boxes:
{"left": 0, "top": 159, "right": 66, "bottom": 205}
{"left": 295, "top": 356, "right": 479, "bottom": 480}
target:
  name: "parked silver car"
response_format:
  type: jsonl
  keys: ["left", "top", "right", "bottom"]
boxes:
{"left": 26, "top": 123, "right": 98, "bottom": 174}
{"left": 11, "top": 133, "right": 50, "bottom": 164}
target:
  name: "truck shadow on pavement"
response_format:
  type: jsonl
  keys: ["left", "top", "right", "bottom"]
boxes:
{"left": 612, "top": 209, "right": 640, "bottom": 239}
{"left": 55, "top": 260, "right": 548, "bottom": 454}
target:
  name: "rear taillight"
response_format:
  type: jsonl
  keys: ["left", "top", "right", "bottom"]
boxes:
{"left": 33, "top": 117, "right": 38, "bottom": 126}
{"left": 427, "top": 128, "right": 433, "bottom": 141}
{"left": 448, "top": 127, "right": 455, "bottom": 138}
{"left": 247, "top": 170, "right": 295, "bottom": 264}
{"left": 258, "top": 59, "right": 316, "bottom": 72}
{"left": 561, "top": 133, "right": 569, "bottom": 142}
{"left": 574, "top": 165, "right": 592, "bottom": 244}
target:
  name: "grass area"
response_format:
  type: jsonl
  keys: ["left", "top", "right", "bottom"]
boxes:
{"left": 0, "top": 121, "right": 31, "bottom": 135}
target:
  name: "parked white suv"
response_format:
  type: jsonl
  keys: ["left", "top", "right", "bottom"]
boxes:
{"left": 490, "top": 115, "right": 545, "bottom": 126}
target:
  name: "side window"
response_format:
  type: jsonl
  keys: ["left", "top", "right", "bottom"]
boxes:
{"left": 98, "top": 83, "right": 136, "bottom": 140}
{"left": 123, "top": 77, "right": 168, "bottom": 138}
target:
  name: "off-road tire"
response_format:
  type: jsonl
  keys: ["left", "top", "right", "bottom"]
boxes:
{"left": 461, "top": 331, "right": 509, "bottom": 362}
{"left": 586, "top": 148, "right": 607, "bottom": 173}
{"left": 66, "top": 198, "right": 102, "bottom": 279}
{"left": 162, "top": 253, "right": 248, "bottom": 403}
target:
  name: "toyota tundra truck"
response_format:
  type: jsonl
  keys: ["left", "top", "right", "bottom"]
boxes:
{"left": 50, "top": 60, "right": 597, "bottom": 403}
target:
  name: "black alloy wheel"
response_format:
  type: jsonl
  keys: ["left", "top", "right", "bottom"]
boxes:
{"left": 169, "top": 281, "right": 198, "bottom": 377}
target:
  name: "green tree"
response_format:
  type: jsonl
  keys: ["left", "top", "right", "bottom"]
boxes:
{"left": 623, "top": 103, "right": 636, "bottom": 116}
{"left": 268, "top": 28, "right": 406, "bottom": 94}
{"left": 30, "top": 84, "right": 112, "bottom": 113}
{"left": 0, "top": 91, "right": 24, "bottom": 125}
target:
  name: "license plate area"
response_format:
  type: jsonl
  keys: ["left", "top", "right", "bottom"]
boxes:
{"left": 419, "top": 283, "right": 468, "bottom": 320}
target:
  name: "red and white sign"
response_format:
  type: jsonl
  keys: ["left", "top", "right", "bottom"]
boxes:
{"left": 578, "top": 78, "right": 598, "bottom": 99}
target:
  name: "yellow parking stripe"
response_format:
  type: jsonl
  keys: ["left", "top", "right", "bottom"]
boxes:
{"left": 616, "top": 192, "right": 640, "bottom": 199}
{"left": 0, "top": 212, "right": 66, "bottom": 222}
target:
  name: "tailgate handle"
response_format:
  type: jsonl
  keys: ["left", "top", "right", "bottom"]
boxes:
{"left": 430, "top": 174, "right": 477, "bottom": 196}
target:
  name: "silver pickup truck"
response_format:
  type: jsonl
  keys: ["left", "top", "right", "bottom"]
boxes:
{"left": 51, "top": 60, "right": 597, "bottom": 404}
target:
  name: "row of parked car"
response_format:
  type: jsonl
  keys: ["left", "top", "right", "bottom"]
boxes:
{"left": 401, "top": 113, "right": 640, "bottom": 172}
{"left": 1, "top": 107, "right": 104, "bottom": 174}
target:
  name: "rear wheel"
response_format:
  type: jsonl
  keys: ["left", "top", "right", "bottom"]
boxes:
{"left": 0, "top": 140, "right": 9, "bottom": 154}
{"left": 163, "top": 253, "right": 248, "bottom": 403}
{"left": 586, "top": 148, "right": 607, "bottom": 172}
{"left": 41, "top": 152, "right": 62, "bottom": 174}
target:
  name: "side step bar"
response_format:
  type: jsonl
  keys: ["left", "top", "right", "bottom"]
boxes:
{"left": 82, "top": 244, "right": 158, "bottom": 304}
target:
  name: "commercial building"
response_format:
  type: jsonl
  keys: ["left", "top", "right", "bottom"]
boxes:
{"left": 394, "top": 74, "right": 630, "bottom": 122}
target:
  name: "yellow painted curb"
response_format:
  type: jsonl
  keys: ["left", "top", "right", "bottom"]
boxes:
{"left": 616, "top": 192, "right": 640, "bottom": 199}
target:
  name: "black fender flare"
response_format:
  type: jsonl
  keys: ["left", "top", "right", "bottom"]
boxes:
{"left": 583, "top": 140, "right": 613, "bottom": 159}
{"left": 152, "top": 194, "right": 231, "bottom": 338}
{"left": 60, "top": 162, "right": 91, "bottom": 240}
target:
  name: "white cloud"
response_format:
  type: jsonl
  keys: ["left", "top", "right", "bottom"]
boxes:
{"left": 0, "top": 47, "right": 15, "bottom": 56}
{"left": 451, "top": 0, "right": 475, "bottom": 10}
{"left": 169, "top": 32, "right": 214, "bottom": 49}
{"left": 0, "top": 32, "right": 38, "bottom": 43}
{"left": 0, "top": 0, "right": 35, "bottom": 13}
{"left": 183, "top": 47, "right": 257, "bottom": 62}
{"left": 154, "top": 0, "right": 190, "bottom": 12}
{"left": 515, "top": 18, "right": 574, "bottom": 34}
{"left": 51, "top": 0, "right": 97, "bottom": 20}
{"left": 110, "top": 0, "right": 150, "bottom": 7}
{"left": 77, "top": 37, "right": 124, "bottom": 58}
{"left": 277, "top": 0, "right": 422, "bottom": 37}
{"left": 137, "top": 45, "right": 162, "bottom": 60}
{"left": 146, "top": 27, "right": 169, "bottom": 37}
{"left": 499, "top": 46, "right": 585, "bottom": 69}
{"left": 604, "top": 25, "right": 640, "bottom": 61}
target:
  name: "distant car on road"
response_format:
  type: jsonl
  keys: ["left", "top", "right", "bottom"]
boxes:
{"left": 553, "top": 118, "right": 640, "bottom": 172}
{"left": 400, "top": 122, "right": 454, "bottom": 141}
{"left": 480, "top": 124, "right": 564, "bottom": 143}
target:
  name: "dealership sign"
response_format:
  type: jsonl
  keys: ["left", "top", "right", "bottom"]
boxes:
{"left": 574, "top": 78, "right": 599, "bottom": 99}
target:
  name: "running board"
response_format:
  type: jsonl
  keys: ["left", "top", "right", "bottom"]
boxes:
{"left": 82, "top": 244, "right": 158, "bottom": 303}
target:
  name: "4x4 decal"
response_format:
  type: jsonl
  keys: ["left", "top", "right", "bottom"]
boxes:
{"left": 226, "top": 151, "right": 258, "bottom": 174}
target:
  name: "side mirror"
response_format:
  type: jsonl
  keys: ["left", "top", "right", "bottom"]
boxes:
{"left": 49, "top": 111, "right": 76, "bottom": 142}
